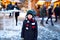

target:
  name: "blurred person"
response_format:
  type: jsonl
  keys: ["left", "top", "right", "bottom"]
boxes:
{"left": 14, "top": 2, "right": 20, "bottom": 26}
{"left": 37, "top": 5, "right": 40, "bottom": 17}
{"left": 40, "top": 4, "right": 46, "bottom": 26}
{"left": 7, "top": 2, "right": 14, "bottom": 17}
{"left": 7, "top": 2, "right": 14, "bottom": 10}
{"left": 37, "top": 5, "right": 40, "bottom": 9}
{"left": 59, "top": 4, "right": 60, "bottom": 19}
{"left": 54, "top": 4, "right": 60, "bottom": 22}
{"left": 46, "top": 5, "right": 54, "bottom": 26}
{"left": 21, "top": 10, "right": 38, "bottom": 40}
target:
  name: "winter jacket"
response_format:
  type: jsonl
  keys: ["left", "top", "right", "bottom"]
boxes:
{"left": 21, "top": 18, "right": 38, "bottom": 40}
{"left": 7, "top": 4, "right": 14, "bottom": 10}
{"left": 14, "top": 5, "right": 20, "bottom": 16}
{"left": 54, "top": 7, "right": 60, "bottom": 16}
{"left": 40, "top": 7, "right": 46, "bottom": 17}
{"left": 48, "top": 7, "right": 53, "bottom": 15}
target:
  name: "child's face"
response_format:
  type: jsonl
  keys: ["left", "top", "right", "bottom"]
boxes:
{"left": 27, "top": 14, "right": 33, "bottom": 19}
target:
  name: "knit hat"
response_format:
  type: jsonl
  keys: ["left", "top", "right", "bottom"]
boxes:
{"left": 26, "top": 10, "right": 34, "bottom": 17}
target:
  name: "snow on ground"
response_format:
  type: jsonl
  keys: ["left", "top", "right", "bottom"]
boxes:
{"left": 0, "top": 13, "right": 60, "bottom": 40}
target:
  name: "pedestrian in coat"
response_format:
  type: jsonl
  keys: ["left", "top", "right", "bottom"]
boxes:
{"left": 46, "top": 5, "right": 54, "bottom": 26}
{"left": 7, "top": 2, "right": 14, "bottom": 17}
{"left": 21, "top": 10, "right": 38, "bottom": 40}
{"left": 40, "top": 5, "right": 46, "bottom": 26}
{"left": 59, "top": 4, "right": 60, "bottom": 18}
{"left": 14, "top": 2, "right": 20, "bottom": 26}
{"left": 54, "top": 4, "right": 60, "bottom": 22}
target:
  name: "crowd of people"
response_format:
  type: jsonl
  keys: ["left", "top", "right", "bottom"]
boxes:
{"left": 0, "top": 2, "right": 60, "bottom": 40}
{"left": 21, "top": 4, "right": 60, "bottom": 40}
{"left": 1, "top": 2, "right": 60, "bottom": 26}
{"left": 37, "top": 4, "right": 60, "bottom": 26}
{"left": 0, "top": 2, "right": 20, "bottom": 26}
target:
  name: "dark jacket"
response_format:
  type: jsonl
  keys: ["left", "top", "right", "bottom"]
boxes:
{"left": 40, "top": 7, "right": 46, "bottom": 17}
{"left": 48, "top": 7, "right": 53, "bottom": 15}
{"left": 54, "top": 7, "right": 60, "bottom": 16}
{"left": 21, "top": 18, "right": 38, "bottom": 40}
{"left": 59, "top": 7, "right": 60, "bottom": 15}
{"left": 15, "top": 5, "right": 20, "bottom": 16}
{"left": 7, "top": 4, "right": 14, "bottom": 10}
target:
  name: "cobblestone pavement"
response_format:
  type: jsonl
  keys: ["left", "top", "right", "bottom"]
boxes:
{"left": 0, "top": 15, "right": 60, "bottom": 40}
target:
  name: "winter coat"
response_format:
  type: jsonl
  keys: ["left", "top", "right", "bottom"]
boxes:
{"left": 40, "top": 7, "right": 46, "bottom": 17}
{"left": 14, "top": 5, "right": 20, "bottom": 16}
{"left": 7, "top": 4, "right": 14, "bottom": 10}
{"left": 21, "top": 18, "right": 38, "bottom": 40}
{"left": 48, "top": 7, "right": 53, "bottom": 16}
{"left": 54, "top": 7, "right": 60, "bottom": 16}
{"left": 59, "top": 7, "right": 60, "bottom": 16}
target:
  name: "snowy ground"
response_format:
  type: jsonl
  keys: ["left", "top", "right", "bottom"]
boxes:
{"left": 0, "top": 13, "right": 60, "bottom": 40}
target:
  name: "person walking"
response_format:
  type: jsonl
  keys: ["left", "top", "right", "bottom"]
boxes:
{"left": 46, "top": 5, "right": 54, "bottom": 26}
{"left": 54, "top": 4, "right": 60, "bottom": 22}
{"left": 40, "top": 5, "right": 46, "bottom": 26}
{"left": 7, "top": 2, "right": 14, "bottom": 17}
{"left": 14, "top": 3, "right": 20, "bottom": 26}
